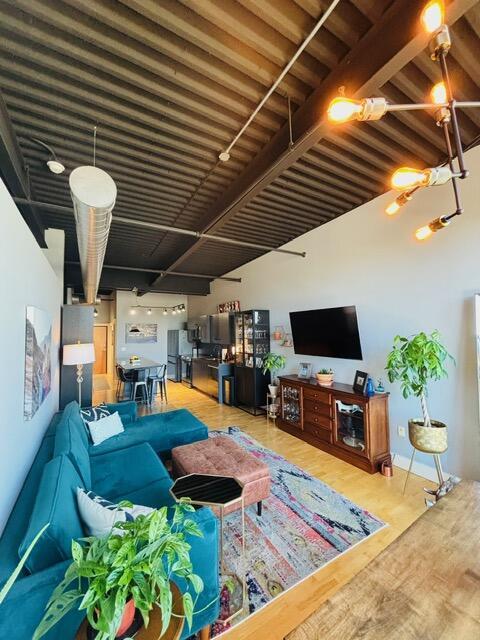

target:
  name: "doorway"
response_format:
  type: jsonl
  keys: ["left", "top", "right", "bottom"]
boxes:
{"left": 93, "top": 325, "right": 108, "bottom": 374}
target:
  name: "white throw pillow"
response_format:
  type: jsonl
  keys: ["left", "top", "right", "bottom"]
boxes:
{"left": 87, "top": 411, "right": 124, "bottom": 446}
{"left": 76, "top": 488, "right": 154, "bottom": 537}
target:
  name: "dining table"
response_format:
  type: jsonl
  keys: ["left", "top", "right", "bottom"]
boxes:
{"left": 117, "top": 357, "right": 162, "bottom": 372}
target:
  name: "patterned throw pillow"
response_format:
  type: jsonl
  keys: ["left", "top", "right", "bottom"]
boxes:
{"left": 77, "top": 488, "right": 153, "bottom": 537}
{"left": 80, "top": 403, "right": 111, "bottom": 438}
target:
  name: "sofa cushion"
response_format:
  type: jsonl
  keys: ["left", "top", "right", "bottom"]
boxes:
{"left": 120, "top": 478, "right": 175, "bottom": 510}
{"left": 90, "top": 442, "right": 170, "bottom": 500}
{"left": 54, "top": 401, "right": 91, "bottom": 488}
{"left": 18, "top": 456, "right": 84, "bottom": 573}
{"left": 89, "top": 408, "right": 208, "bottom": 458}
{"left": 77, "top": 488, "right": 154, "bottom": 537}
{"left": 88, "top": 411, "right": 124, "bottom": 446}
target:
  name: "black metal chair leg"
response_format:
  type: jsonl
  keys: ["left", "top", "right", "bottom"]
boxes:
{"left": 257, "top": 501, "right": 262, "bottom": 517}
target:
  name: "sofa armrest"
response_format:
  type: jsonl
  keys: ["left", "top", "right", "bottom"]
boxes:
{"left": 0, "top": 560, "right": 84, "bottom": 640}
{"left": 174, "top": 507, "right": 220, "bottom": 636}
{"left": 106, "top": 400, "right": 137, "bottom": 424}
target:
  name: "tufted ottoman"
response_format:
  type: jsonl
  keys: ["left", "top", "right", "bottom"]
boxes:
{"left": 171, "top": 436, "right": 271, "bottom": 515}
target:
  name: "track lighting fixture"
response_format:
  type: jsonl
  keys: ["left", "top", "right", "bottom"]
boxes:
{"left": 147, "top": 308, "right": 152, "bottom": 315}
{"left": 93, "top": 308, "right": 98, "bottom": 317}
{"left": 30, "top": 138, "right": 65, "bottom": 174}
{"left": 129, "top": 303, "right": 186, "bottom": 315}
{"left": 163, "top": 309, "right": 168, "bottom": 316}
{"left": 326, "top": 0, "right": 480, "bottom": 241}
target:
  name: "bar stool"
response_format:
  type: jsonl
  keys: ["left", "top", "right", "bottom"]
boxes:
{"left": 116, "top": 365, "right": 135, "bottom": 401}
{"left": 148, "top": 365, "right": 167, "bottom": 404}
{"left": 131, "top": 369, "right": 149, "bottom": 404}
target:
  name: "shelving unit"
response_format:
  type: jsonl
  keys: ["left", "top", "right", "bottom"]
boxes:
{"left": 234, "top": 310, "right": 270, "bottom": 415}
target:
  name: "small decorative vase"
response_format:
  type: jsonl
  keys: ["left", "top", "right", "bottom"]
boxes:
{"left": 316, "top": 373, "right": 334, "bottom": 386}
{"left": 408, "top": 419, "right": 448, "bottom": 454}
{"left": 268, "top": 384, "right": 278, "bottom": 398}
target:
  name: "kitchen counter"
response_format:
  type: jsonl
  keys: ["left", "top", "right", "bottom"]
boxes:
{"left": 191, "top": 358, "right": 233, "bottom": 402}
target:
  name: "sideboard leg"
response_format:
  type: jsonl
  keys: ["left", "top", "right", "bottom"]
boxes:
{"left": 199, "top": 624, "right": 211, "bottom": 640}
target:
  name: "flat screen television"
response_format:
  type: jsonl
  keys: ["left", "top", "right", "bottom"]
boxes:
{"left": 289, "top": 306, "right": 363, "bottom": 360}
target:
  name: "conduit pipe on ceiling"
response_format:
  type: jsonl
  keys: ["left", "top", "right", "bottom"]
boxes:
{"left": 218, "top": 0, "right": 342, "bottom": 161}
{"left": 69, "top": 166, "right": 117, "bottom": 304}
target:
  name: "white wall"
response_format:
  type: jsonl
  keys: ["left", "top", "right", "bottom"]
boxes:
{"left": 0, "top": 181, "right": 63, "bottom": 534}
{"left": 116, "top": 291, "right": 188, "bottom": 364}
{"left": 189, "top": 146, "right": 480, "bottom": 480}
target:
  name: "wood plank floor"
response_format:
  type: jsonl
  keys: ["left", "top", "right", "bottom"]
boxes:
{"left": 94, "top": 378, "right": 435, "bottom": 640}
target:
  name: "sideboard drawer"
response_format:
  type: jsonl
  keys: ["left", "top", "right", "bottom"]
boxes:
{"left": 304, "top": 422, "right": 332, "bottom": 443}
{"left": 303, "top": 387, "right": 330, "bottom": 404}
{"left": 304, "top": 411, "right": 332, "bottom": 430}
{"left": 303, "top": 398, "right": 331, "bottom": 417}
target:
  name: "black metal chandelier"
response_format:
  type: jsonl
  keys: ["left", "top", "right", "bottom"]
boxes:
{"left": 327, "top": 0, "right": 480, "bottom": 241}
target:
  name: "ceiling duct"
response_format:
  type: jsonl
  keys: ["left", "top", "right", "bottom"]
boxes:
{"left": 69, "top": 166, "right": 117, "bottom": 304}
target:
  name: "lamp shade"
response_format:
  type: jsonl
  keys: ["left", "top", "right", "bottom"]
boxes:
{"left": 63, "top": 343, "right": 95, "bottom": 365}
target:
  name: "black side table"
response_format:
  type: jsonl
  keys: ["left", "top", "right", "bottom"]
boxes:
{"left": 170, "top": 473, "right": 246, "bottom": 624}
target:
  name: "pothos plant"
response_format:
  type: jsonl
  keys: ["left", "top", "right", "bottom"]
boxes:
{"left": 34, "top": 500, "right": 207, "bottom": 640}
{"left": 385, "top": 330, "right": 454, "bottom": 427}
{"left": 262, "top": 353, "right": 286, "bottom": 383}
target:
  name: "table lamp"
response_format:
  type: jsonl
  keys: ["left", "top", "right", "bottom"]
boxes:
{"left": 63, "top": 341, "right": 95, "bottom": 406}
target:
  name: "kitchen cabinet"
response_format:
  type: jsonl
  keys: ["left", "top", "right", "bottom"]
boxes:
{"left": 197, "top": 315, "right": 211, "bottom": 343}
{"left": 210, "top": 312, "right": 233, "bottom": 345}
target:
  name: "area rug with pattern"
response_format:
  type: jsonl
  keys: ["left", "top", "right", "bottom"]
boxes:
{"left": 197, "top": 427, "right": 386, "bottom": 637}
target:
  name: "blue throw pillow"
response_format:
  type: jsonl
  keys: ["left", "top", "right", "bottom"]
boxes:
{"left": 80, "top": 403, "right": 111, "bottom": 439}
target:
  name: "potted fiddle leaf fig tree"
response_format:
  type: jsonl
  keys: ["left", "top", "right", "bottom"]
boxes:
{"left": 34, "top": 500, "right": 207, "bottom": 640}
{"left": 262, "top": 353, "right": 286, "bottom": 398}
{"left": 385, "top": 330, "right": 454, "bottom": 453}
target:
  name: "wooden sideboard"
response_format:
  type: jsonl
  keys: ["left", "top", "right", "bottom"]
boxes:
{"left": 277, "top": 375, "right": 390, "bottom": 473}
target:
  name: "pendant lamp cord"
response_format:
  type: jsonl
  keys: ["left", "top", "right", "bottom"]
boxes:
{"left": 93, "top": 125, "right": 97, "bottom": 167}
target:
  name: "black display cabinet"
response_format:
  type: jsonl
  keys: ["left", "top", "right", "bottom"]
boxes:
{"left": 234, "top": 310, "right": 270, "bottom": 415}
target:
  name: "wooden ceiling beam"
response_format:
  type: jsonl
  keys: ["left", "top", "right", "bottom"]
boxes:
{"left": 152, "top": 0, "right": 478, "bottom": 287}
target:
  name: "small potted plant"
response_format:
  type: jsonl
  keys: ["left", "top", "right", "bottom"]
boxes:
{"left": 33, "top": 500, "right": 207, "bottom": 640}
{"left": 316, "top": 368, "right": 334, "bottom": 386}
{"left": 386, "top": 330, "right": 454, "bottom": 453}
{"left": 262, "top": 352, "right": 286, "bottom": 397}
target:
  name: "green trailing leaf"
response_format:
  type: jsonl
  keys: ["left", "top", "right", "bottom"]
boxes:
{"left": 182, "top": 592, "right": 194, "bottom": 630}
{"left": 0, "top": 522, "right": 49, "bottom": 605}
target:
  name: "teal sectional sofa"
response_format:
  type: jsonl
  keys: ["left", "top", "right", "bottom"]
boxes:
{"left": 0, "top": 401, "right": 219, "bottom": 639}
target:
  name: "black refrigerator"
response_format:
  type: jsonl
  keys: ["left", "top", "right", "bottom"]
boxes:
{"left": 234, "top": 310, "right": 270, "bottom": 415}
{"left": 167, "top": 330, "right": 191, "bottom": 382}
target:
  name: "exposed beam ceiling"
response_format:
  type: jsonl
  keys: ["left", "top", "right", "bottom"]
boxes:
{"left": 150, "top": 0, "right": 478, "bottom": 287}
{"left": 0, "top": 0, "right": 479, "bottom": 295}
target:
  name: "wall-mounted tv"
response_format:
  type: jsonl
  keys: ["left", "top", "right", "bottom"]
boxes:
{"left": 289, "top": 306, "right": 363, "bottom": 360}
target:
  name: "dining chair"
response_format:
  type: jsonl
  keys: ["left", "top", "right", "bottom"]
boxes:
{"left": 116, "top": 365, "right": 136, "bottom": 401}
{"left": 148, "top": 365, "right": 167, "bottom": 404}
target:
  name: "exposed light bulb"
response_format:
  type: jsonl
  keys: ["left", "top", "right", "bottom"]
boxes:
{"left": 130, "top": 308, "right": 136, "bottom": 315}
{"left": 392, "top": 168, "right": 428, "bottom": 190}
{"left": 385, "top": 201, "right": 401, "bottom": 216}
{"left": 415, "top": 225, "right": 433, "bottom": 241}
{"left": 421, "top": 1, "right": 444, "bottom": 34}
{"left": 391, "top": 166, "right": 452, "bottom": 190}
{"left": 93, "top": 308, "right": 98, "bottom": 317}
{"left": 415, "top": 215, "right": 450, "bottom": 240}
{"left": 172, "top": 309, "right": 176, "bottom": 315}
{"left": 431, "top": 81, "right": 447, "bottom": 105}
{"left": 163, "top": 309, "right": 168, "bottom": 316}
{"left": 147, "top": 308, "right": 152, "bottom": 315}
{"left": 327, "top": 97, "right": 363, "bottom": 123}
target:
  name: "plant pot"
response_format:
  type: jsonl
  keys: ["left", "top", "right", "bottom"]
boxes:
{"left": 408, "top": 419, "right": 447, "bottom": 454}
{"left": 268, "top": 384, "right": 278, "bottom": 397}
{"left": 116, "top": 599, "right": 136, "bottom": 637}
{"left": 316, "top": 373, "right": 334, "bottom": 386}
